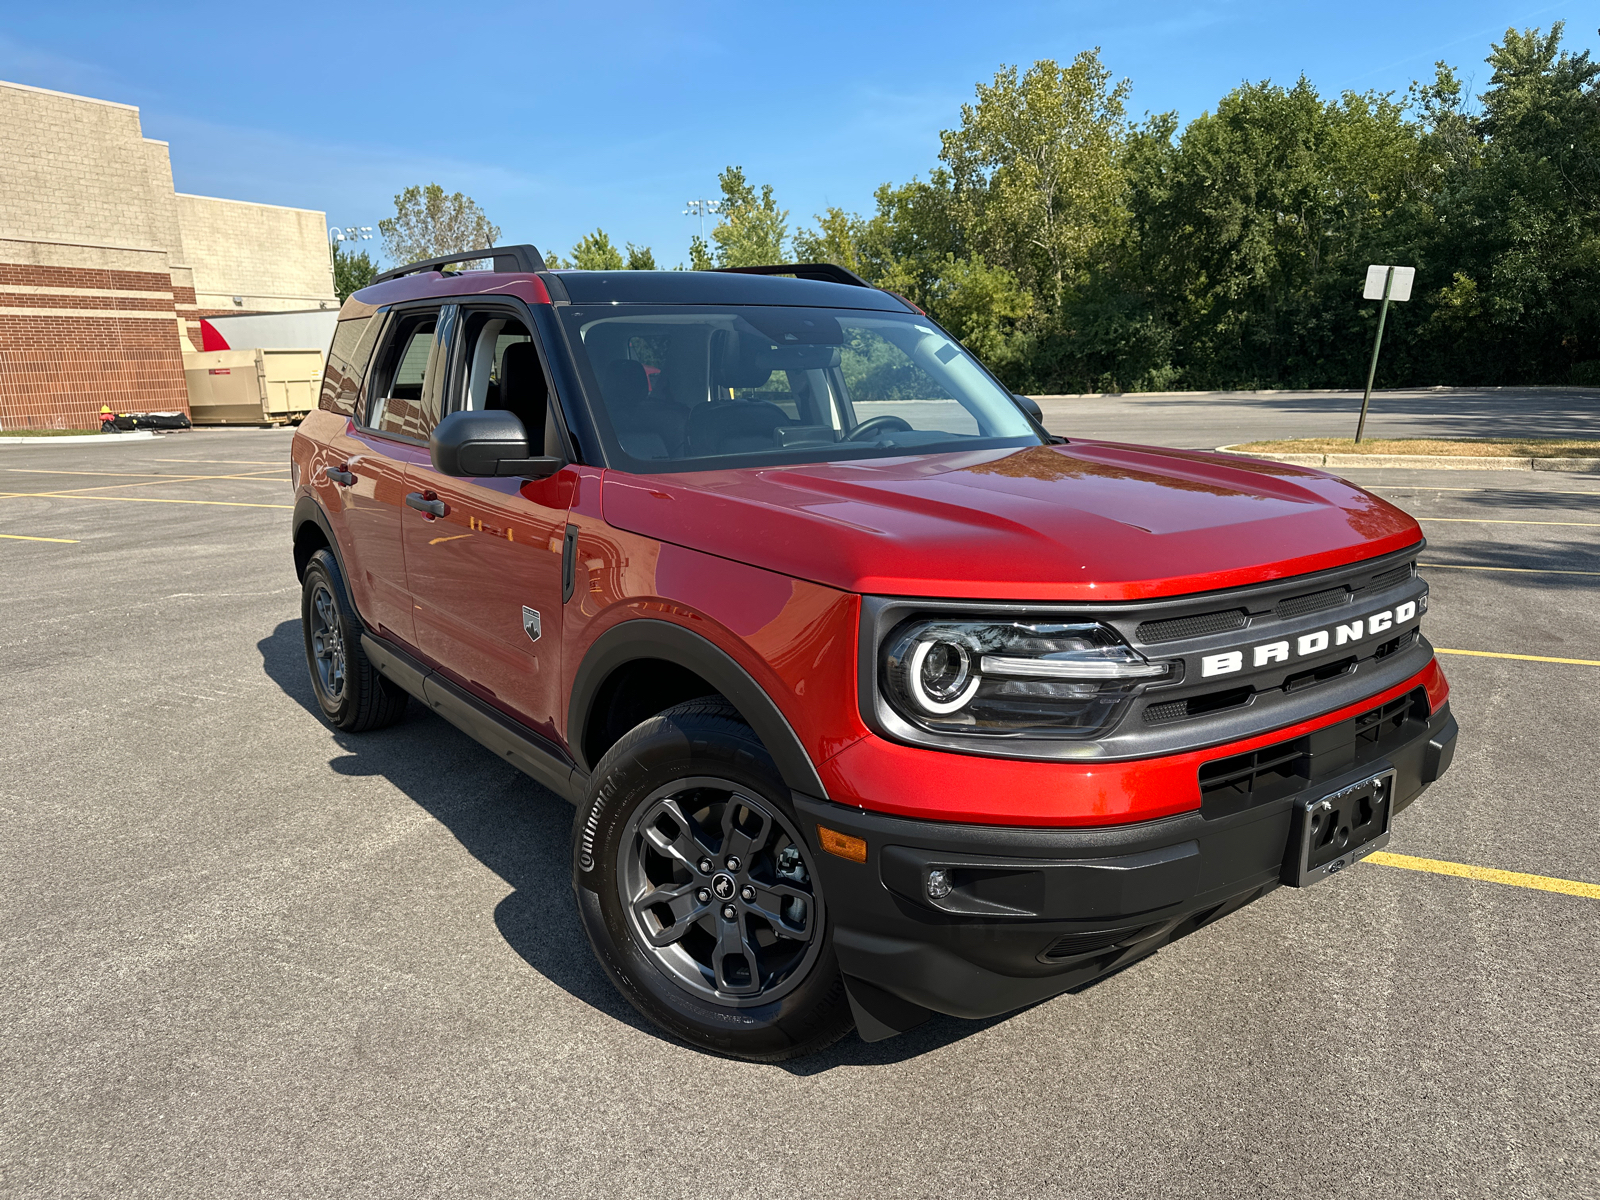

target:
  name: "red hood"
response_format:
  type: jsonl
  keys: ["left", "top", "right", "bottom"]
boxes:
{"left": 600, "top": 441, "right": 1423, "bottom": 601}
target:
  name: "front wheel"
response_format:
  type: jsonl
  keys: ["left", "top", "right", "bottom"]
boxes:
{"left": 300, "top": 548, "right": 409, "bottom": 732}
{"left": 573, "top": 700, "right": 853, "bottom": 1060}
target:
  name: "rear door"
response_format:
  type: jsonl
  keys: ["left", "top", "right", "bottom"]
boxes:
{"left": 331, "top": 304, "right": 451, "bottom": 645}
{"left": 400, "top": 303, "right": 572, "bottom": 745}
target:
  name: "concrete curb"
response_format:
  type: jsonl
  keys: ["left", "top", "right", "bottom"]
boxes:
{"left": 0, "top": 432, "right": 157, "bottom": 447}
{"left": 1214, "top": 445, "right": 1600, "bottom": 473}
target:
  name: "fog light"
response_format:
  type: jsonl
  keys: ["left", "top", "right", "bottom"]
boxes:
{"left": 926, "top": 869, "right": 952, "bottom": 900}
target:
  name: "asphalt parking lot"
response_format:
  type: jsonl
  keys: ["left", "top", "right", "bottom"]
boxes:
{"left": 2, "top": 419, "right": 1597, "bottom": 1199}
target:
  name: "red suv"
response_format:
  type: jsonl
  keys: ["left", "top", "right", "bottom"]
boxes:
{"left": 291, "top": 246, "right": 1458, "bottom": 1060}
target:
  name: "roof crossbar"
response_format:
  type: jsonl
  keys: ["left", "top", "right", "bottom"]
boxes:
{"left": 373, "top": 243, "right": 547, "bottom": 284}
{"left": 712, "top": 262, "right": 873, "bottom": 288}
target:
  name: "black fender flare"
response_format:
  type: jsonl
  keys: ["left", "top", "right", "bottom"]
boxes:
{"left": 568, "top": 618, "right": 828, "bottom": 800}
{"left": 292, "top": 494, "right": 350, "bottom": 584}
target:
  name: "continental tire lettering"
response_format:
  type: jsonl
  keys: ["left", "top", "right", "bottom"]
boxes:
{"left": 579, "top": 798, "right": 604, "bottom": 872}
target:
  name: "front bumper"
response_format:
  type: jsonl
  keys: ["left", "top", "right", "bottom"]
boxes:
{"left": 798, "top": 695, "right": 1457, "bottom": 1029}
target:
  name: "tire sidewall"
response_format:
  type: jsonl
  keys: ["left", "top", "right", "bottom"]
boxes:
{"left": 301, "top": 549, "right": 357, "bottom": 727}
{"left": 574, "top": 708, "right": 849, "bottom": 1059}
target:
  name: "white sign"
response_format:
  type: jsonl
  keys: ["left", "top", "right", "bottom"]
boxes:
{"left": 1364, "top": 265, "right": 1415, "bottom": 302}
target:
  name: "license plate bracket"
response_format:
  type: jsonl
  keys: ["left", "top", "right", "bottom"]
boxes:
{"left": 1282, "top": 767, "right": 1395, "bottom": 887}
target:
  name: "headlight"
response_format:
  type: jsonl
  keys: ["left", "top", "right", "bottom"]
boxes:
{"left": 882, "top": 619, "right": 1174, "bottom": 738}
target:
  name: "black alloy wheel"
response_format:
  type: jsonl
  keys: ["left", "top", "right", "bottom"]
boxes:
{"left": 299, "top": 548, "right": 410, "bottom": 733}
{"left": 618, "top": 777, "right": 823, "bottom": 1005}
{"left": 573, "top": 700, "right": 853, "bottom": 1060}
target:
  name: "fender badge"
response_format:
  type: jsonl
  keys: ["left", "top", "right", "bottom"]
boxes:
{"left": 522, "top": 606, "right": 541, "bottom": 643}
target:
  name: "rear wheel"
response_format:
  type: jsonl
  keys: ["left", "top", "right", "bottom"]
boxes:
{"left": 300, "top": 548, "right": 409, "bottom": 732}
{"left": 573, "top": 700, "right": 853, "bottom": 1060}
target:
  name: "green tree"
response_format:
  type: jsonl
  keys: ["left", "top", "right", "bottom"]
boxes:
{"left": 704, "top": 166, "right": 789, "bottom": 267}
{"left": 941, "top": 53, "right": 1132, "bottom": 309}
{"left": 1130, "top": 78, "right": 1426, "bottom": 387}
{"left": 571, "top": 228, "right": 625, "bottom": 270}
{"left": 625, "top": 243, "right": 658, "bottom": 270}
{"left": 332, "top": 247, "right": 377, "bottom": 302}
{"left": 378, "top": 184, "right": 501, "bottom": 266}
{"left": 1412, "top": 23, "right": 1600, "bottom": 383}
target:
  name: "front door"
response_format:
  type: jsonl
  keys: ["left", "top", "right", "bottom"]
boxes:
{"left": 326, "top": 307, "right": 446, "bottom": 644}
{"left": 401, "top": 306, "right": 572, "bottom": 745}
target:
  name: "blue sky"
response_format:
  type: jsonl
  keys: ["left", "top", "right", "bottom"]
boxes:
{"left": 2, "top": 2, "right": 1590, "bottom": 268}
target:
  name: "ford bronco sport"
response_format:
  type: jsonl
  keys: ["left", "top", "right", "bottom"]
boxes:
{"left": 290, "top": 245, "right": 1458, "bottom": 1061}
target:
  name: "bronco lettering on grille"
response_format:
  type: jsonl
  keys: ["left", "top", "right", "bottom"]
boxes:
{"left": 1200, "top": 601, "right": 1418, "bottom": 678}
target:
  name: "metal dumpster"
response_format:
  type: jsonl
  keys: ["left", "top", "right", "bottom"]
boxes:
{"left": 183, "top": 347, "right": 324, "bottom": 425}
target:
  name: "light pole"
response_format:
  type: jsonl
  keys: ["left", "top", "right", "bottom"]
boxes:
{"left": 682, "top": 199, "right": 723, "bottom": 241}
{"left": 328, "top": 225, "right": 374, "bottom": 273}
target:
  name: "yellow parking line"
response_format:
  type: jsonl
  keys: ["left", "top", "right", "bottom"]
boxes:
{"left": 0, "top": 491, "right": 290, "bottom": 510}
{"left": 1367, "top": 851, "right": 1600, "bottom": 900}
{"left": 3, "top": 467, "right": 286, "bottom": 481}
{"left": 152, "top": 459, "right": 288, "bottom": 466}
{"left": 0, "top": 474, "right": 287, "bottom": 499}
{"left": 1420, "top": 562, "right": 1600, "bottom": 577}
{"left": 1422, "top": 517, "right": 1600, "bottom": 528}
{"left": 0, "top": 532, "right": 79, "bottom": 543}
{"left": 1435, "top": 648, "right": 1600, "bottom": 666}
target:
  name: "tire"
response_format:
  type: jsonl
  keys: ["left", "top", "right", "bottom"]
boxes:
{"left": 300, "top": 547, "right": 409, "bottom": 732}
{"left": 573, "top": 699, "right": 854, "bottom": 1061}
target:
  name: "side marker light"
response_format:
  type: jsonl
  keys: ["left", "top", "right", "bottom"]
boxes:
{"left": 817, "top": 826, "right": 867, "bottom": 864}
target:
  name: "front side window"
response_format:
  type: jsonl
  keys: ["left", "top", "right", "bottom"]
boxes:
{"left": 368, "top": 311, "right": 440, "bottom": 440}
{"left": 450, "top": 308, "right": 551, "bottom": 455}
{"left": 558, "top": 305, "right": 1039, "bottom": 472}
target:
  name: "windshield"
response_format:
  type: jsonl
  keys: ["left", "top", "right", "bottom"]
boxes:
{"left": 558, "top": 305, "right": 1042, "bottom": 472}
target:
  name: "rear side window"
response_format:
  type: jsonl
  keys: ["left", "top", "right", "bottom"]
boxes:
{"left": 319, "top": 317, "right": 382, "bottom": 416}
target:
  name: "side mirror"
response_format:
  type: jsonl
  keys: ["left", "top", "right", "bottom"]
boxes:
{"left": 430, "top": 409, "right": 565, "bottom": 479}
{"left": 1012, "top": 393, "right": 1044, "bottom": 423}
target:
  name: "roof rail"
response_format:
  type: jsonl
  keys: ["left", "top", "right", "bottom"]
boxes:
{"left": 712, "top": 262, "right": 873, "bottom": 289}
{"left": 373, "top": 243, "right": 547, "bottom": 285}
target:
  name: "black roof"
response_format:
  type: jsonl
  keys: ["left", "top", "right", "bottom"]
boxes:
{"left": 555, "top": 269, "right": 911, "bottom": 311}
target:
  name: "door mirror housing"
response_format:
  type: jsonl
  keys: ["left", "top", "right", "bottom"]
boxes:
{"left": 1012, "top": 393, "right": 1044, "bottom": 423}
{"left": 430, "top": 409, "right": 565, "bottom": 479}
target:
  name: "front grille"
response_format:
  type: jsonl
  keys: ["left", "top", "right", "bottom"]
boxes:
{"left": 1372, "top": 629, "right": 1418, "bottom": 660}
{"left": 1368, "top": 562, "right": 1414, "bottom": 590}
{"left": 1197, "top": 687, "right": 1428, "bottom": 819}
{"left": 1136, "top": 608, "right": 1248, "bottom": 644}
{"left": 1275, "top": 586, "right": 1351, "bottom": 619}
{"left": 1039, "top": 927, "right": 1156, "bottom": 962}
{"left": 1143, "top": 685, "right": 1253, "bottom": 724}
{"left": 1198, "top": 741, "right": 1310, "bottom": 819}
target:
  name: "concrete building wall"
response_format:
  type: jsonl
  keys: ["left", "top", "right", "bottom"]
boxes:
{"left": 177, "top": 194, "right": 336, "bottom": 315}
{"left": 0, "top": 77, "right": 333, "bottom": 428}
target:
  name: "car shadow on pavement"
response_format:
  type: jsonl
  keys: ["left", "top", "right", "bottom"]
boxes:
{"left": 258, "top": 618, "right": 997, "bottom": 1069}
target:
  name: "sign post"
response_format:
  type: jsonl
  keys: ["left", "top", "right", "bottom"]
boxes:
{"left": 1356, "top": 264, "right": 1415, "bottom": 443}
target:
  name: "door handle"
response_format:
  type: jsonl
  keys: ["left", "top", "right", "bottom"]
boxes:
{"left": 324, "top": 465, "right": 355, "bottom": 486}
{"left": 406, "top": 491, "right": 447, "bottom": 518}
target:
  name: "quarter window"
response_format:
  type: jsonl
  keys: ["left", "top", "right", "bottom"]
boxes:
{"left": 319, "top": 316, "right": 383, "bottom": 416}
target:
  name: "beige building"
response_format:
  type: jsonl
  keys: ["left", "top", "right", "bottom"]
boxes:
{"left": 0, "top": 79, "right": 336, "bottom": 429}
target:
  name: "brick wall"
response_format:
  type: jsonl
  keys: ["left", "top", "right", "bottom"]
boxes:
{"left": 0, "top": 259, "right": 188, "bottom": 429}
{"left": 0, "top": 78, "right": 332, "bottom": 426}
